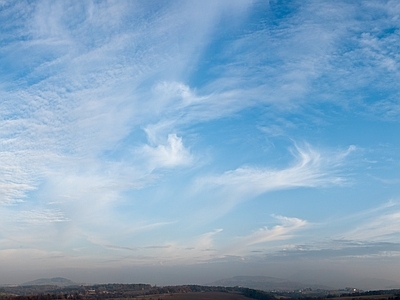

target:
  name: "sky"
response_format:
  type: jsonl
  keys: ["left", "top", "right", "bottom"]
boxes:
{"left": 1, "top": 0, "right": 400, "bottom": 290}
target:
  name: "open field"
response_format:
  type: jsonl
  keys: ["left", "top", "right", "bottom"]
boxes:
{"left": 133, "top": 291, "right": 254, "bottom": 300}
{"left": 329, "top": 296, "right": 399, "bottom": 300}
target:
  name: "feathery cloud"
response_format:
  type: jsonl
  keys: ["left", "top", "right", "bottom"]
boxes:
{"left": 198, "top": 144, "right": 355, "bottom": 199}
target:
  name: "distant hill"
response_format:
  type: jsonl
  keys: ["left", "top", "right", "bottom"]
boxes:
{"left": 286, "top": 269, "right": 400, "bottom": 291}
{"left": 21, "top": 277, "right": 77, "bottom": 287}
{"left": 207, "top": 275, "right": 332, "bottom": 292}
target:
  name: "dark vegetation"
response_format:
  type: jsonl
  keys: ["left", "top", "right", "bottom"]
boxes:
{"left": 1, "top": 284, "right": 400, "bottom": 300}
{"left": 0, "top": 284, "right": 273, "bottom": 300}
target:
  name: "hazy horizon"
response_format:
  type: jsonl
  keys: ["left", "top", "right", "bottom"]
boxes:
{"left": 1, "top": 0, "right": 400, "bottom": 291}
{"left": 4, "top": 267, "right": 400, "bottom": 291}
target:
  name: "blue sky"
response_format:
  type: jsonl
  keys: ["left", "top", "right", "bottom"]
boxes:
{"left": 1, "top": 0, "right": 400, "bottom": 289}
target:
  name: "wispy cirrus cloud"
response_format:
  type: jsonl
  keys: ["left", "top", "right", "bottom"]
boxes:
{"left": 246, "top": 202, "right": 400, "bottom": 263}
{"left": 87, "top": 216, "right": 308, "bottom": 265}
{"left": 240, "top": 216, "right": 307, "bottom": 247}
{"left": 14, "top": 209, "right": 69, "bottom": 224}
{"left": 197, "top": 144, "right": 356, "bottom": 200}
{"left": 341, "top": 201, "right": 400, "bottom": 242}
{"left": 0, "top": 1, "right": 256, "bottom": 208}
{"left": 215, "top": 215, "right": 309, "bottom": 259}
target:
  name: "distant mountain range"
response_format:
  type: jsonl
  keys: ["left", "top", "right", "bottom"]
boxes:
{"left": 207, "top": 275, "right": 332, "bottom": 292}
{"left": 18, "top": 274, "right": 400, "bottom": 292}
{"left": 21, "top": 277, "right": 77, "bottom": 287}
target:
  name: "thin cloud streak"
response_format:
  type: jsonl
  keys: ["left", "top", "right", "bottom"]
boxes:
{"left": 198, "top": 144, "right": 355, "bottom": 199}
{"left": 342, "top": 204, "right": 400, "bottom": 242}
{"left": 242, "top": 216, "right": 307, "bottom": 247}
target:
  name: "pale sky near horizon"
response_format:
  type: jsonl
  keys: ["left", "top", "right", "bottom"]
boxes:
{"left": 1, "top": 0, "right": 400, "bottom": 290}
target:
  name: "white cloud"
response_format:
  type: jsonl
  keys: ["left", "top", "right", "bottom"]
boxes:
{"left": 0, "top": 1, "right": 256, "bottom": 208}
{"left": 216, "top": 215, "right": 308, "bottom": 258}
{"left": 101, "top": 217, "right": 309, "bottom": 265}
{"left": 241, "top": 216, "right": 307, "bottom": 247}
{"left": 138, "top": 134, "right": 192, "bottom": 170}
{"left": 83, "top": 228, "right": 225, "bottom": 266}
{"left": 342, "top": 201, "right": 400, "bottom": 242}
{"left": 0, "top": 151, "right": 42, "bottom": 205}
{"left": 194, "top": 229, "right": 223, "bottom": 251}
{"left": 15, "top": 209, "right": 69, "bottom": 224}
{"left": 198, "top": 144, "right": 355, "bottom": 199}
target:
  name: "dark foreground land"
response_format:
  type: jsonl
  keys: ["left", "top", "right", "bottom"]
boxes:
{"left": 0, "top": 284, "right": 275, "bottom": 300}
{"left": 1, "top": 283, "right": 400, "bottom": 300}
{"left": 134, "top": 291, "right": 254, "bottom": 299}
